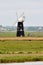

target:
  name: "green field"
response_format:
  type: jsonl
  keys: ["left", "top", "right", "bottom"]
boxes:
{"left": 0, "top": 55, "right": 43, "bottom": 63}
{"left": 0, "top": 32, "right": 16, "bottom": 37}
{"left": 0, "top": 40, "right": 43, "bottom": 53}
{"left": 0, "top": 31, "right": 43, "bottom": 37}
{"left": 0, "top": 40, "right": 43, "bottom": 62}
{"left": 0, "top": 31, "right": 43, "bottom": 62}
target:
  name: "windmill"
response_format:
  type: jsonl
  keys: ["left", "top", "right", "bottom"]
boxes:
{"left": 14, "top": 12, "right": 25, "bottom": 37}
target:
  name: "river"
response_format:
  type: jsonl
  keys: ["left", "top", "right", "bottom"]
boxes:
{"left": 0, "top": 62, "right": 43, "bottom": 65}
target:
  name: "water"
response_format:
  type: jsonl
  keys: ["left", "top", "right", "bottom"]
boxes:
{"left": 0, "top": 62, "right": 43, "bottom": 65}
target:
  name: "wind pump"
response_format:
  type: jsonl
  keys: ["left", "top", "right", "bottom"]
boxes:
{"left": 14, "top": 12, "right": 25, "bottom": 37}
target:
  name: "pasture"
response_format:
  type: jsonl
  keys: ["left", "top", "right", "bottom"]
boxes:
{"left": 0, "top": 40, "right": 43, "bottom": 62}
{"left": 0, "top": 40, "right": 43, "bottom": 54}
{"left": 0, "top": 32, "right": 16, "bottom": 37}
{"left": 0, "top": 41, "right": 43, "bottom": 54}
{"left": 0, "top": 31, "right": 43, "bottom": 37}
{"left": 0, "top": 31, "right": 43, "bottom": 62}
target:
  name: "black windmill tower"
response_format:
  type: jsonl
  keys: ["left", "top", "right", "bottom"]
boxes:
{"left": 16, "top": 13, "right": 25, "bottom": 37}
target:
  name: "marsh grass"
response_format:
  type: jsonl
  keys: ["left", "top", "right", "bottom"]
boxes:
{"left": 0, "top": 31, "right": 43, "bottom": 37}
{"left": 0, "top": 40, "right": 43, "bottom": 62}
{"left": 0, "top": 40, "right": 43, "bottom": 54}
{"left": 0, "top": 56, "right": 43, "bottom": 63}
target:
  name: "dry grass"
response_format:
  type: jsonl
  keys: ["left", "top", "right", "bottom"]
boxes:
{"left": 0, "top": 37, "right": 43, "bottom": 41}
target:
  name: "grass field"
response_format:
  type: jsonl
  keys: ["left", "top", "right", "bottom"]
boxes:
{"left": 0, "top": 55, "right": 43, "bottom": 63}
{"left": 0, "top": 31, "right": 43, "bottom": 62}
{"left": 28, "top": 32, "right": 43, "bottom": 37}
{"left": 0, "top": 32, "right": 16, "bottom": 37}
{"left": 0, "top": 40, "right": 43, "bottom": 62}
{"left": 0, "top": 31, "right": 43, "bottom": 37}
{"left": 0, "top": 40, "right": 43, "bottom": 53}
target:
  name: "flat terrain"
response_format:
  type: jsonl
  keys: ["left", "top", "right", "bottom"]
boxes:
{"left": 0, "top": 32, "right": 43, "bottom": 62}
{"left": 0, "top": 40, "right": 43, "bottom": 53}
{"left": 0, "top": 31, "right": 43, "bottom": 37}
{"left": 0, "top": 40, "right": 43, "bottom": 62}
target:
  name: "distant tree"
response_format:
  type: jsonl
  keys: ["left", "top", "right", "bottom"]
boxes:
{"left": 0, "top": 25, "right": 2, "bottom": 27}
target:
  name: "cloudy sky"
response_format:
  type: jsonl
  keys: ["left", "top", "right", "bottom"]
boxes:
{"left": 0, "top": 0, "right": 43, "bottom": 26}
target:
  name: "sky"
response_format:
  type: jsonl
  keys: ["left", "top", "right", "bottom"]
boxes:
{"left": 0, "top": 0, "right": 43, "bottom": 26}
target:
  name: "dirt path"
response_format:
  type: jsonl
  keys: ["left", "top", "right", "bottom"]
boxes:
{"left": 0, "top": 37, "right": 43, "bottom": 41}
